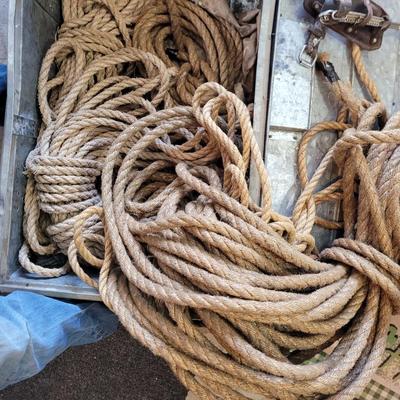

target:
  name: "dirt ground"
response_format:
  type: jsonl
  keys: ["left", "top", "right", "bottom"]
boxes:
{"left": 0, "top": 328, "right": 187, "bottom": 400}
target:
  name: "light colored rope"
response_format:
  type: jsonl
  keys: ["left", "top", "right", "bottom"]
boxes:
{"left": 18, "top": 1, "right": 400, "bottom": 399}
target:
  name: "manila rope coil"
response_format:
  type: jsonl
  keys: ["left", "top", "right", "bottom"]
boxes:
{"left": 18, "top": 0, "right": 400, "bottom": 399}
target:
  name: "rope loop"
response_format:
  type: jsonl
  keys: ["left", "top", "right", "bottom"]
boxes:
{"left": 17, "top": 1, "right": 400, "bottom": 398}
{"left": 322, "top": 239, "right": 400, "bottom": 313}
{"left": 26, "top": 155, "right": 101, "bottom": 214}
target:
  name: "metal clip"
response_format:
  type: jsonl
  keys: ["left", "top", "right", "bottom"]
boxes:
{"left": 318, "top": 9, "right": 338, "bottom": 24}
{"left": 316, "top": 58, "right": 340, "bottom": 82}
{"left": 298, "top": 20, "right": 326, "bottom": 69}
{"left": 299, "top": 45, "right": 318, "bottom": 68}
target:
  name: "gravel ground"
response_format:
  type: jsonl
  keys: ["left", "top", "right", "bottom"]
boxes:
{"left": 0, "top": 328, "right": 187, "bottom": 400}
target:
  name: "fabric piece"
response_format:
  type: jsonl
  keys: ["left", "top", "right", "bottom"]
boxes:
{"left": 358, "top": 380, "right": 400, "bottom": 400}
{"left": 357, "top": 316, "right": 400, "bottom": 399}
{"left": 0, "top": 291, "right": 118, "bottom": 390}
{"left": 191, "top": 0, "right": 259, "bottom": 92}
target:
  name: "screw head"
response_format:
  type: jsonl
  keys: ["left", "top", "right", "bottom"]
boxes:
{"left": 347, "top": 27, "right": 353, "bottom": 33}
{"left": 371, "top": 37, "right": 378, "bottom": 44}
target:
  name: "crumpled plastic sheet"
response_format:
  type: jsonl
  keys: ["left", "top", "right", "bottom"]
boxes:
{"left": 0, "top": 64, "right": 6, "bottom": 93}
{"left": 0, "top": 291, "right": 118, "bottom": 390}
{"left": 0, "top": 64, "right": 6, "bottom": 123}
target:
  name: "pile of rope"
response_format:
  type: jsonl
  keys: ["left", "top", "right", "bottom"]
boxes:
{"left": 19, "top": 0, "right": 400, "bottom": 399}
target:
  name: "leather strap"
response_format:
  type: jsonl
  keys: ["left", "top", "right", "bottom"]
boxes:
{"left": 303, "top": 0, "right": 390, "bottom": 51}
{"left": 334, "top": 0, "right": 352, "bottom": 17}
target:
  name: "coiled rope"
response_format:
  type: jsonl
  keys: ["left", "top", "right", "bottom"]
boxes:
{"left": 19, "top": 0, "right": 400, "bottom": 398}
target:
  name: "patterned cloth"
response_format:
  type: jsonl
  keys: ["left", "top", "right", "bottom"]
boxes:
{"left": 358, "top": 380, "right": 400, "bottom": 400}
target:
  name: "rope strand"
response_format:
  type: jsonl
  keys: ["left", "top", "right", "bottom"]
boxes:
{"left": 18, "top": 1, "right": 400, "bottom": 399}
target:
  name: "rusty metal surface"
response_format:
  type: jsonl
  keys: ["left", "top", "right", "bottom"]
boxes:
{"left": 303, "top": 0, "right": 391, "bottom": 51}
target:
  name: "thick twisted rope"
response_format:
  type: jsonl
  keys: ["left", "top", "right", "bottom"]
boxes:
{"left": 19, "top": 0, "right": 242, "bottom": 276}
{"left": 18, "top": 1, "right": 400, "bottom": 399}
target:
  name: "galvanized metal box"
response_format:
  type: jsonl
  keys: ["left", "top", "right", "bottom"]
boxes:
{"left": 0, "top": 0, "right": 273, "bottom": 300}
{"left": 0, "top": 0, "right": 100, "bottom": 299}
{"left": 3, "top": 0, "right": 396, "bottom": 300}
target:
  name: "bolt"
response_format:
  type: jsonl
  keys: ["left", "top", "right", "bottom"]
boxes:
{"left": 371, "top": 37, "right": 378, "bottom": 44}
{"left": 347, "top": 27, "right": 353, "bottom": 33}
{"left": 314, "top": 2, "right": 321, "bottom": 10}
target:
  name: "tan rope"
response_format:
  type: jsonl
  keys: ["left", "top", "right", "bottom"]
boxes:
{"left": 351, "top": 43, "right": 381, "bottom": 103}
{"left": 18, "top": 1, "right": 400, "bottom": 399}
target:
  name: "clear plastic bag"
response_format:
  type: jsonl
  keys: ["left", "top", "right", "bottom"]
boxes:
{"left": 0, "top": 291, "right": 118, "bottom": 389}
